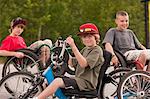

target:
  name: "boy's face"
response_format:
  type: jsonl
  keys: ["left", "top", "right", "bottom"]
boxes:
{"left": 11, "top": 24, "right": 25, "bottom": 36}
{"left": 80, "top": 34, "right": 97, "bottom": 47}
{"left": 115, "top": 15, "right": 129, "bottom": 31}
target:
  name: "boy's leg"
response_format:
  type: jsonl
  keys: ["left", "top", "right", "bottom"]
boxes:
{"left": 28, "top": 39, "right": 52, "bottom": 51}
{"left": 38, "top": 78, "right": 65, "bottom": 99}
{"left": 40, "top": 46, "right": 50, "bottom": 67}
{"left": 144, "top": 49, "right": 150, "bottom": 72}
{"left": 28, "top": 40, "right": 44, "bottom": 50}
{"left": 43, "top": 67, "right": 67, "bottom": 99}
{"left": 43, "top": 39, "right": 52, "bottom": 48}
{"left": 28, "top": 39, "right": 52, "bottom": 68}
{"left": 136, "top": 51, "right": 147, "bottom": 70}
{"left": 39, "top": 39, "right": 52, "bottom": 67}
{"left": 124, "top": 50, "right": 146, "bottom": 70}
{"left": 138, "top": 49, "right": 150, "bottom": 72}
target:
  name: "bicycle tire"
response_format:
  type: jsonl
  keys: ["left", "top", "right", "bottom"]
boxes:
{"left": 100, "top": 68, "right": 131, "bottom": 98}
{"left": 0, "top": 72, "right": 43, "bottom": 99}
{"left": 117, "top": 70, "right": 150, "bottom": 99}
{"left": 2, "top": 49, "right": 41, "bottom": 77}
{"left": 51, "top": 47, "right": 75, "bottom": 75}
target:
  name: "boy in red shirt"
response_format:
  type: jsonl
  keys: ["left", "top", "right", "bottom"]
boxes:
{"left": 0, "top": 17, "right": 27, "bottom": 58}
{"left": 0, "top": 17, "right": 52, "bottom": 67}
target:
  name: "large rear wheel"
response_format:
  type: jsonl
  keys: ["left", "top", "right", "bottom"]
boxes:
{"left": 0, "top": 72, "right": 43, "bottom": 99}
{"left": 2, "top": 49, "right": 41, "bottom": 77}
{"left": 117, "top": 70, "right": 150, "bottom": 99}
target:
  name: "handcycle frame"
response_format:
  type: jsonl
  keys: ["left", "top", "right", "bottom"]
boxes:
{"left": 1, "top": 37, "right": 73, "bottom": 77}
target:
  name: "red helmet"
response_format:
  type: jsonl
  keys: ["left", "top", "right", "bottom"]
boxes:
{"left": 77, "top": 23, "right": 99, "bottom": 36}
{"left": 11, "top": 17, "right": 27, "bottom": 28}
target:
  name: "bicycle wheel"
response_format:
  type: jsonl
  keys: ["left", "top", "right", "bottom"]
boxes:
{"left": 51, "top": 47, "right": 75, "bottom": 75}
{"left": 101, "top": 68, "right": 131, "bottom": 98}
{"left": 0, "top": 72, "right": 43, "bottom": 99}
{"left": 117, "top": 70, "right": 150, "bottom": 99}
{"left": 2, "top": 49, "right": 41, "bottom": 77}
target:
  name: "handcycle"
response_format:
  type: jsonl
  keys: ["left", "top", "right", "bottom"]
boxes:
{"left": 0, "top": 38, "right": 132, "bottom": 99}
{"left": 1, "top": 37, "right": 73, "bottom": 78}
{"left": 109, "top": 50, "right": 150, "bottom": 99}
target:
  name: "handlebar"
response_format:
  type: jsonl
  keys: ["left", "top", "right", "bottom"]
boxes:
{"left": 51, "top": 38, "right": 71, "bottom": 66}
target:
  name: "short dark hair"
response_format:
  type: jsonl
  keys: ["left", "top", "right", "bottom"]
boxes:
{"left": 116, "top": 11, "right": 128, "bottom": 18}
{"left": 11, "top": 17, "right": 27, "bottom": 28}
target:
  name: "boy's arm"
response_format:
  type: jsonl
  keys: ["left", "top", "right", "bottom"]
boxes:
{"left": 66, "top": 37, "right": 88, "bottom": 68}
{"left": 0, "top": 50, "right": 24, "bottom": 58}
{"left": 105, "top": 43, "right": 115, "bottom": 56}
{"left": 70, "top": 44, "right": 87, "bottom": 68}
{"left": 105, "top": 43, "right": 119, "bottom": 66}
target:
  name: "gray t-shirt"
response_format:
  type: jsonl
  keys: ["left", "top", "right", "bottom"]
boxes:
{"left": 72, "top": 45, "right": 104, "bottom": 91}
{"left": 102, "top": 28, "right": 142, "bottom": 54}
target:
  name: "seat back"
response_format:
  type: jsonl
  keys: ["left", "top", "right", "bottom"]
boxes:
{"left": 97, "top": 50, "right": 112, "bottom": 95}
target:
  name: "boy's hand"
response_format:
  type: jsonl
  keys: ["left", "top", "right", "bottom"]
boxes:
{"left": 66, "top": 36, "right": 75, "bottom": 47}
{"left": 111, "top": 55, "right": 119, "bottom": 68}
{"left": 14, "top": 52, "right": 25, "bottom": 58}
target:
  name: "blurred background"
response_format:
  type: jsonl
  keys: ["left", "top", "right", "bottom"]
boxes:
{"left": 0, "top": 0, "right": 147, "bottom": 49}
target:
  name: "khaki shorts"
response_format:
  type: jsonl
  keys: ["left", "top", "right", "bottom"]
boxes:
{"left": 28, "top": 39, "right": 52, "bottom": 50}
{"left": 124, "top": 49, "right": 150, "bottom": 61}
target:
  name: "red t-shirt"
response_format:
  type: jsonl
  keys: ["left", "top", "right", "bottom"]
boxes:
{"left": 0, "top": 35, "right": 27, "bottom": 51}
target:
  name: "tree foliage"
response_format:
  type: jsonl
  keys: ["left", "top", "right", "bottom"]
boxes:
{"left": 0, "top": 0, "right": 146, "bottom": 48}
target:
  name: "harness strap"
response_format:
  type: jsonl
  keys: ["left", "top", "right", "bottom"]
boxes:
{"left": 134, "top": 60, "right": 144, "bottom": 70}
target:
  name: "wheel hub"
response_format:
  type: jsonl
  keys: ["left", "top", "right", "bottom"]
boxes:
{"left": 137, "top": 91, "right": 145, "bottom": 98}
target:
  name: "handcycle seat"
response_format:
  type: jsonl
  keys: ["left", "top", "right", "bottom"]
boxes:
{"left": 114, "top": 50, "right": 146, "bottom": 69}
{"left": 62, "top": 50, "right": 112, "bottom": 98}
{"left": 62, "top": 88, "right": 97, "bottom": 98}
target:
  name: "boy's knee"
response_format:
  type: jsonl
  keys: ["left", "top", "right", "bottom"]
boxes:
{"left": 53, "top": 78, "right": 64, "bottom": 86}
{"left": 43, "top": 39, "right": 52, "bottom": 48}
{"left": 40, "top": 46, "right": 49, "bottom": 52}
{"left": 29, "top": 40, "right": 44, "bottom": 50}
{"left": 140, "top": 51, "right": 147, "bottom": 57}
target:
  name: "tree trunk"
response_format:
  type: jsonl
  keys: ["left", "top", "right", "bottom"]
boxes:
{"left": 38, "top": 25, "right": 42, "bottom": 40}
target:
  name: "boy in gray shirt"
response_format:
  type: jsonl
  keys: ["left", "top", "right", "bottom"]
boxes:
{"left": 103, "top": 10, "right": 150, "bottom": 71}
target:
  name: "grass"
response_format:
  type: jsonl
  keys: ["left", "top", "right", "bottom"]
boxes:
{"left": 0, "top": 57, "right": 7, "bottom": 64}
